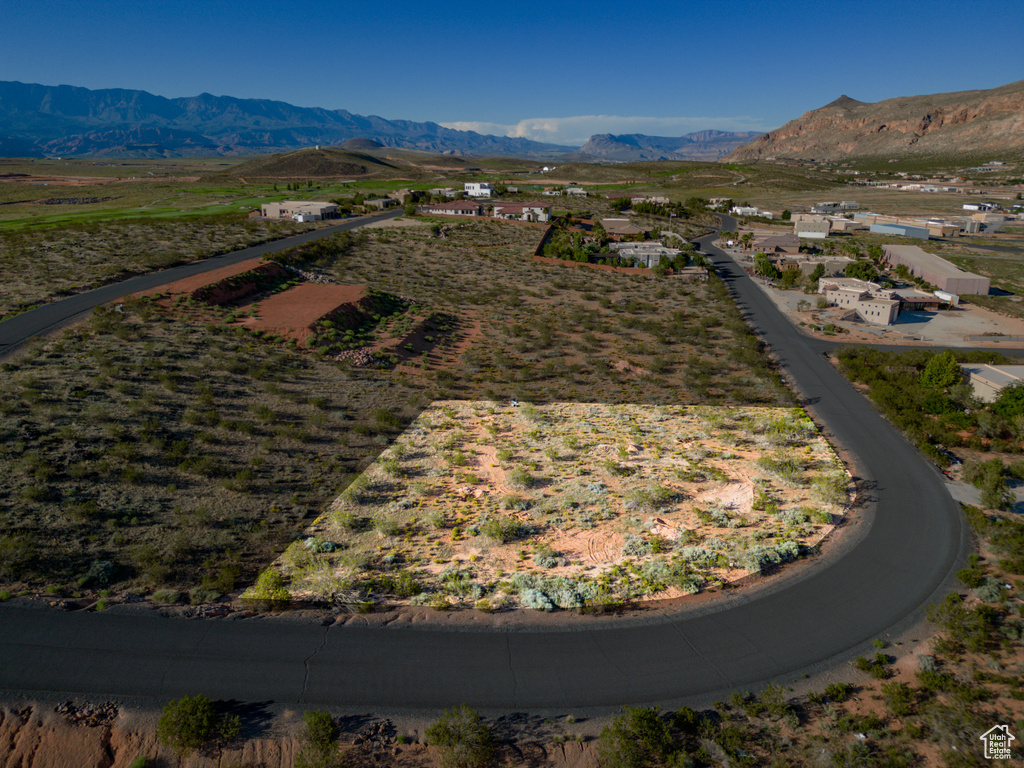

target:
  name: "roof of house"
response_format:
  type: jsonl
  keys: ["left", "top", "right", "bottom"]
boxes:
{"left": 424, "top": 200, "right": 481, "bottom": 211}
{"left": 754, "top": 233, "right": 800, "bottom": 248}
{"left": 600, "top": 218, "right": 645, "bottom": 235}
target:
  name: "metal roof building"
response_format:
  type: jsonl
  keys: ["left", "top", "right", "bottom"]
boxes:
{"left": 882, "top": 244, "right": 991, "bottom": 295}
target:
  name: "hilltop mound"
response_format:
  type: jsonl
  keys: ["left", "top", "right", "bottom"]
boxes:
{"left": 223, "top": 147, "right": 397, "bottom": 178}
{"left": 341, "top": 137, "right": 384, "bottom": 150}
{"left": 725, "top": 79, "right": 1024, "bottom": 163}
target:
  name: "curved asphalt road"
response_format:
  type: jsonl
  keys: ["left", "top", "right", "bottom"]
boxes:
{"left": 0, "top": 209, "right": 403, "bottom": 359}
{"left": 0, "top": 214, "right": 971, "bottom": 711}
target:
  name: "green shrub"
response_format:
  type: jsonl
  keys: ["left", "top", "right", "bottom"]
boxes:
{"left": 425, "top": 705, "right": 494, "bottom": 768}
{"left": 247, "top": 568, "right": 290, "bottom": 601}
{"left": 597, "top": 707, "right": 679, "bottom": 768}
{"left": 157, "top": 695, "right": 216, "bottom": 756}
{"left": 295, "top": 709, "right": 338, "bottom": 768}
{"left": 480, "top": 515, "right": 529, "bottom": 544}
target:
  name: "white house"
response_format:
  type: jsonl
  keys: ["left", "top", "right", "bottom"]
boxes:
{"left": 464, "top": 183, "right": 494, "bottom": 198}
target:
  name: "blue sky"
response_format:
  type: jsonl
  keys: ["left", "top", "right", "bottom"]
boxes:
{"left": 4, "top": 0, "right": 1022, "bottom": 146}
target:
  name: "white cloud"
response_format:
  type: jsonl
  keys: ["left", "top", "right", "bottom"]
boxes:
{"left": 440, "top": 114, "right": 769, "bottom": 146}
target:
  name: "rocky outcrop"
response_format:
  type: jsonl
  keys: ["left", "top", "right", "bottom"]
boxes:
{"left": 724, "top": 79, "right": 1024, "bottom": 162}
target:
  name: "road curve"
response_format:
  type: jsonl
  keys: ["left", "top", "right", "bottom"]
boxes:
{"left": 0, "top": 215, "right": 970, "bottom": 711}
{"left": 0, "top": 209, "right": 403, "bottom": 359}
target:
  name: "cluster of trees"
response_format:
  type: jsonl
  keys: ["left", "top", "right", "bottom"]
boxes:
{"left": 838, "top": 347, "right": 1024, "bottom": 466}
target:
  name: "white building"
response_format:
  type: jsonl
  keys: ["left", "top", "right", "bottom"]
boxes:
{"left": 464, "top": 183, "right": 494, "bottom": 198}
{"left": 260, "top": 200, "right": 339, "bottom": 221}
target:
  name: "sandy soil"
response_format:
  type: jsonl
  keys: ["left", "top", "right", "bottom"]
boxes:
{"left": 272, "top": 402, "right": 852, "bottom": 609}
{"left": 238, "top": 283, "right": 368, "bottom": 344}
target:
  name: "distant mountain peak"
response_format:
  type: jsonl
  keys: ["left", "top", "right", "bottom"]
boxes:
{"left": 724, "top": 79, "right": 1024, "bottom": 163}
{"left": 823, "top": 95, "right": 867, "bottom": 109}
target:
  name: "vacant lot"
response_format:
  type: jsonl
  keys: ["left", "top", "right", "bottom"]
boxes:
{"left": 0, "top": 215, "right": 321, "bottom": 320}
{"left": 267, "top": 401, "right": 848, "bottom": 610}
{"left": 0, "top": 218, "right": 794, "bottom": 604}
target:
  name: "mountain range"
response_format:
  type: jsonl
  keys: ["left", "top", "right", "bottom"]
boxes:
{"left": 724, "top": 79, "right": 1024, "bottom": 163}
{"left": 0, "top": 80, "right": 760, "bottom": 162}
{"left": 576, "top": 130, "right": 764, "bottom": 162}
{"left": 0, "top": 81, "right": 575, "bottom": 159}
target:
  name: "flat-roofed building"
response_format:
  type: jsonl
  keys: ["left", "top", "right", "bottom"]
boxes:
{"left": 870, "top": 222, "right": 930, "bottom": 240}
{"left": 260, "top": 200, "right": 339, "bottom": 221}
{"left": 960, "top": 364, "right": 1024, "bottom": 403}
{"left": 422, "top": 200, "right": 483, "bottom": 216}
{"left": 795, "top": 220, "right": 831, "bottom": 239}
{"left": 882, "top": 244, "right": 990, "bottom": 295}
{"left": 464, "top": 182, "right": 494, "bottom": 198}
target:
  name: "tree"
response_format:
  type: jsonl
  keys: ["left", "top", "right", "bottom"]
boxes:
{"left": 921, "top": 350, "right": 962, "bottom": 390}
{"left": 754, "top": 252, "right": 780, "bottom": 279}
{"left": 845, "top": 259, "right": 878, "bottom": 282}
{"left": 779, "top": 266, "right": 803, "bottom": 289}
{"left": 993, "top": 381, "right": 1024, "bottom": 420}
{"left": 425, "top": 705, "right": 495, "bottom": 768}
{"left": 781, "top": 209, "right": 791, "bottom": 221}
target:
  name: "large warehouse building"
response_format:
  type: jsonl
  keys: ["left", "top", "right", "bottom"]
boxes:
{"left": 882, "top": 245, "right": 990, "bottom": 295}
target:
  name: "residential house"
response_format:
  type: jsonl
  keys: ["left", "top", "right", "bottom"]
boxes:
{"left": 464, "top": 183, "right": 494, "bottom": 198}
{"left": 260, "top": 200, "right": 339, "bottom": 221}
{"left": 491, "top": 202, "right": 551, "bottom": 222}
{"left": 752, "top": 233, "right": 800, "bottom": 255}
{"left": 422, "top": 201, "right": 484, "bottom": 216}
{"left": 600, "top": 218, "right": 646, "bottom": 238}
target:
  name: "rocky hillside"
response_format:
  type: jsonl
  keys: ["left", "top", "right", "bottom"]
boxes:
{"left": 0, "top": 81, "right": 574, "bottom": 159}
{"left": 724, "top": 80, "right": 1024, "bottom": 163}
{"left": 578, "top": 130, "right": 763, "bottom": 162}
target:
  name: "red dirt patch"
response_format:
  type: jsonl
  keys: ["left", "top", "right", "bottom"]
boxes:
{"left": 239, "top": 284, "right": 369, "bottom": 345}
{"left": 134, "top": 257, "right": 266, "bottom": 298}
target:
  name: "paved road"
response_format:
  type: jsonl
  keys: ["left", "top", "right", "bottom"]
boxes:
{"left": 0, "top": 214, "right": 970, "bottom": 711}
{"left": 0, "top": 209, "right": 403, "bottom": 359}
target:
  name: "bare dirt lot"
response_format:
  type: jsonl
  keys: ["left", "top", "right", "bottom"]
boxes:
{"left": 262, "top": 401, "right": 850, "bottom": 610}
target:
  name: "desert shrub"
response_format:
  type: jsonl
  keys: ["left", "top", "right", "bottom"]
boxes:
{"left": 506, "top": 467, "right": 534, "bottom": 489}
{"left": 756, "top": 453, "right": 803, "bottom": 486}
{"left": 597, "top": 707, "right": 678, "bottom": 768}
{"left": 736, "top": 541, "right": 800, "bottom": 574}
{"left": 479, "top": 515, "right": 529, "bottom": 543}
{"left": 881, "top": 681, "right": 916, "bottom": 717}
{"left": 532, "top": 543, "right": 560, "bottom": 568}
{"left": 622, "top": 534, "right": 651, "bottom": 557}
{"left": 811, "top": 472, "right": 847, "bottom": 506}
{"left": 156, "top": 695, "right": 224, "bottom": 756}
{"left": 425, "top": 705, "right": 494, "bottom": 768}
{"left": 295, "top": 709, "right": 339, "bottom": 768}
{"left": 824, "top": 682, "right": 854, "bottom": 702}
{"left": 247, "top": 568, "right": 290, "bottom": 601}
{"left": 973, "top": 577, "right": 1004, "bottom": 603}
